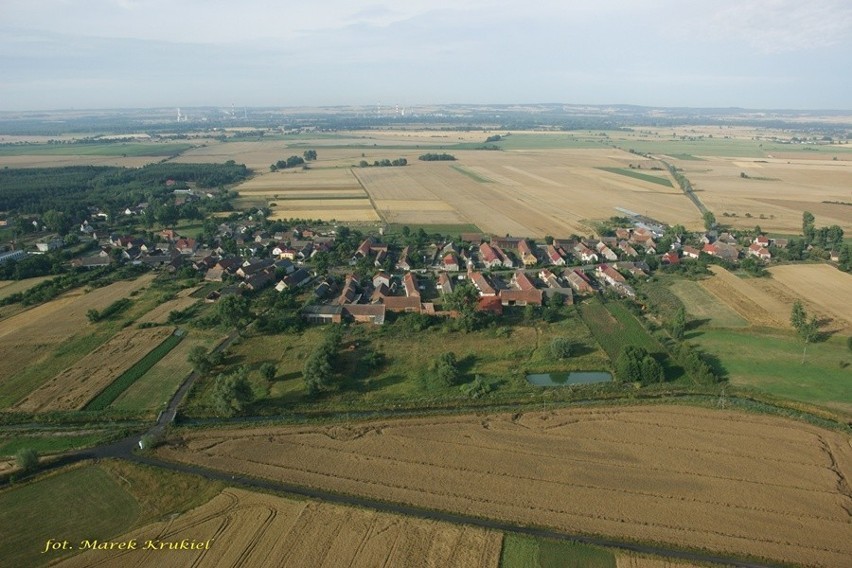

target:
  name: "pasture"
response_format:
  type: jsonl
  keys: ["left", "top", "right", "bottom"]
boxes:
{"left": 160, "top": 405, "right": 852, "bottom": 567}
{"left": 668, "top": 280, "right": 748, "bottom": 328}
{"left": 58, "top": 487, "right": 502, "bottom": 568}
{"left": 688, "top": 329, "right": 852, "bottom": 414}
{"left": 699, "top": 266, "right": 790, "bottom": 328}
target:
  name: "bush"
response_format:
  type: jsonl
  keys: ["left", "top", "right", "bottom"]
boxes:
{"left": 15, "top": 448, "right": 38, "bottom": 473}
{"left": 550, "top": 337, "right": 572, "bottom": 359}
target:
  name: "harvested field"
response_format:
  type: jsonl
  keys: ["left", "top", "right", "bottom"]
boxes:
{"left": 57, "top": 488, "right": 502, "bottom": 568}
{"left": 699, "top": 266, "right": 790, "bottom": 328}
{"left": 136, "top": 288, "right": 200, "bottom": 324}
{"left": 160, "top": 405, "right": 852, "bottom": 567}
{"left": 14, "top": 326, "right": 175, "bottom": 412}
{"left": 768, "top": 264, "right": 852, "bottom": 332}
{"left": 682, "top": 157, "right": 852, "bottom": 233}
{"left": 0, "top": 274, "right": 156, "bottom": 391}
{"left": 0, "top": 276, "right": 53, "bottom": 301}
{"left": 668, "top": 280, "right": 748, "bottom": 328}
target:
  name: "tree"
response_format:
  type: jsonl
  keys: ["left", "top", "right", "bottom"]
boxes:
{"left": 15, "top": 448, "right": 38, "bottom": 473}
{"left": 217, "top": 294, "right": 250, "bottom": 328}
{"left": 790, "top": 300, "right": 806, "bottom": 332}
{"left": 42, "top": 209, "right": 72, "bottom": 235}
{"left": 615, "top": 345, "right": 663, "bottom": 384}
{"left": 260, "top": 362, "right": 277, "bottom": 381}
{"left": 211, "top": 367, "right": 253, "bottom": 417}
{"left": 86, "top": 308, "right": 101, "bottom": 323}
{"left": 550, "top": 337, "right": 572, "bottom": 359}
{"left": 702, "top": 211, "right": 716, "bottom": 231}
{"left": 435, "top": 352, "right": 460, "bottom": 386}
{"left": 802, "top": 211, "right": 815, "bottom": 241}
{"left": 188, "top": 345, "right": 213, "bottom": 375}
{"left": 669, "top": 307, "right": 686, "bottom": 340}
{"left": 303, "top": 149, "right": 317, "bottom": 161}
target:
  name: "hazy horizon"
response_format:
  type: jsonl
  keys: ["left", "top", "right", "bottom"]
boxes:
{"left": 2, "top": 0, "right": 851, "bottom": 112}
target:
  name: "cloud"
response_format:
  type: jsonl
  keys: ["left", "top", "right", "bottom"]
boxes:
{"left": 705, "top": 0, "right": 852, "bottom": 53}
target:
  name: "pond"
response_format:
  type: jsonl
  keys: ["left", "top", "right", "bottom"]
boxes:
{"left": 526, "top": 372, "right": 613, "bottom": 386}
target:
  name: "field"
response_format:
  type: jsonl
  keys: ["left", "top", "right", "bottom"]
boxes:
{"left": 158, "top": 405, "right": 852, "bottom": 567}
{"left": 0, "top": 142, "right": 194, "bottom": 168}
{"left": 0, "top": 276, "right": 54, "bottom": 300}
{"left": 689, "top": 329, "right": 852, "bottom": 414}
{"left": 699, "top": 266, "right": 790, "bottom": 328}
{"left": 595, "top": 167, "right": 673, "bottom": 187}
{"left": 58, "top": 487, "right": 502, "bottom": 568}
{"left": 111, "top": 331, "right": 224, "bottom": 415}
{"left": 135, "top": 286, "right": 200, "bottom": 324}
{"left": 768, "top": 264, "right": 852, "bottom": 331}
{"left": 668, "top": 280, "right": 748, "bottom": 328}
{"left": 681, "top": 157, "right": 852, "bottom": 234}
{"left": 501, "top": 534, "right": 616, "bottom": 568}
{"left": 0, "top": 273, "right": 156, "bottom": 407}
{"left": 14, "top": 326, "right": 176, "bottom": 412}
{"left": 578, "top": 299, "right": 664, "bottom": 360}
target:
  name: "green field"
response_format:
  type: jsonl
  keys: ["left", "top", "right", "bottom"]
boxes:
{"left": 0, "top": 142, "right": 193, "bottom": 157}
{"left": 0, "top": 433, "right": 110, "bottom": 457}
{"left": 0, "top": 461, "right": 224, "bottom": 568}
{"left": 595, "top": 167, "right": 673, "bottom": 187}
{"left": 578, "top": 299, "right": 664, "bottom": 360}
{"left": 450, "top": 164, "right": 492, "bottom": 183}
{"left": 487, "top": 133, "right": 607, "bottom": 150}
{"left": 185, "top": 310, "right": 609, "bottom": 416}
{"left": 609, "top": 136, "right": 852, "bottom": 158}
{"left": 690, "top": 329, "right": 852, "bottom": 412}
{"left": 500, "top": 534, "right": 615, "bottom": 568}
{"left": 0, "top": 466, "right": 139, "bottom": 567}
{"left": 111, "top": 332, "right": 221, "bottom": 414}
{"left": 84, "top": 332, "right": 185, "bottom": 411}
{"left": 669, "top": 280, "right": 748, "bottom": 328}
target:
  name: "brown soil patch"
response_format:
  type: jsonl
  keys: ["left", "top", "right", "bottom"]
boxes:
{"left": 768, "top": 264, "right": 852, "bottom": 332}
{"left": 14, "top": 326, "right": 174, "bottom": 412}
{"left": 158, "top": 406, "right": 852, "bottom": 567}
{"left": 56, "top": 488, "right": 502, "bottom": 568}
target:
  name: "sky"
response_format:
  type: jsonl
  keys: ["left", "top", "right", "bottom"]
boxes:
{"left": 1, "top": 0, "right": 851, "bottom": 111}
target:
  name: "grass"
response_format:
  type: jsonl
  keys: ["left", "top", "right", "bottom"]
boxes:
{"left": 669, "top": 280, "right": 748, "bottom": 328}
{"left": 486, "top": 133, "right": 607, "bottom": 150}
{"left": 0, "top": 142, "right": 193, "bottom": 157}
{"left": 185, "top": 310, "right": 610, "bottom": 417}
{"left": 667, "top": 153, "right": 705, "bottom": 161}
{"left": 688, "top": 328, "right": 852, "bottom": 410}
{"left": 450, "top": 164, "right": 492, "bottom": 183}
{"left": 111, "top": 332, "right": 221, "bottom": 414}
{"left": 500, "top": 534, "right": 616, "bottom": 568}
{"left": 0, "top": 433, "right": 110, "bottom": 457}
{"left": 84, "top": 332, "right": 184, "bottom": 411}
{"left": 595, "top": 167, "right": 673, "bottom": 187}
{"left": 578, "top": 298, "right": 663, "bottom": 360}
{"left": 0, "top": 465, "right": 140, "bottom": 567}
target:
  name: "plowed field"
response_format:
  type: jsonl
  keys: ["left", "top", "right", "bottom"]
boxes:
{"left": 159, "top": 406, "right": 852, "bottom": 567}
{"left": 57, "top": 488, "right": 502, "bottom": 568}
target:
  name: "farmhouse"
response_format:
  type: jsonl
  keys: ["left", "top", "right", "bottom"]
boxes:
{"left": 437, "top": 272, "right": 454, "bottom": 295}
{"left": 442, "top": 252, "right": 460, "bottom": 272}
{"left": 301, "top": 305, "right": 344, "bottom": 324}
{"left": 596, "top": 264, "right": 626, "bottom": 286}
{"left": 517, "top": 239, "right": 538, "bottom": 266}
{"left": 565, "top": 269, "right": 594, "bottom": 294}
{"left": 342, "top": 304, "right": 386, "bottom": 325}
{"left": 479, "top": 243, "right": 505, "bottom": 269}
{"left": 595, "top": 242, "right": 618, "bottom": 262}
{"left": 396, "top": 246, "right": 412, "bottom": 271}
{"left": 372, "top": 271, "right": 391, "bottom": 289}
{"left": 382, "top": 296, "right": 422, "bottom": 313}
{"left": 574, "top": 244, "right": 598, "bottom": 263}
{"left": 748, "top": 243, "right": 772, "bottom": 261}
{"left": 337, "top": 275, "right": 362, "bottom": 305}
{"left": 618, "top": 241, "right": 638, "bottom": 258}
{"left": 403, "top": 272, "right": 420, "bottom": 298}
{"left": 469, "top": 271, "right": 497, "bottom": 297}
{"left": 546, "top": 245, "right": 566, "bottom": 265}
{"left": 661, "top": 251, "right": 680, "bottom": 265}
{"left": 702, "top": 242, "right": 739, "bottom": 261}
{"left": 682, "top": 246, "right": 701, "bottom": 259}
{"left": 275, "top": 268, "right": 311, "bottom": 292}
{"left": 243, "top": 269, "right": 275, "bottom": 292}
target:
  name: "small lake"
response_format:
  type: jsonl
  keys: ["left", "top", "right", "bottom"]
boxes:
{"left": 526, "top": 372, "right": 613, "bottom": 386}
